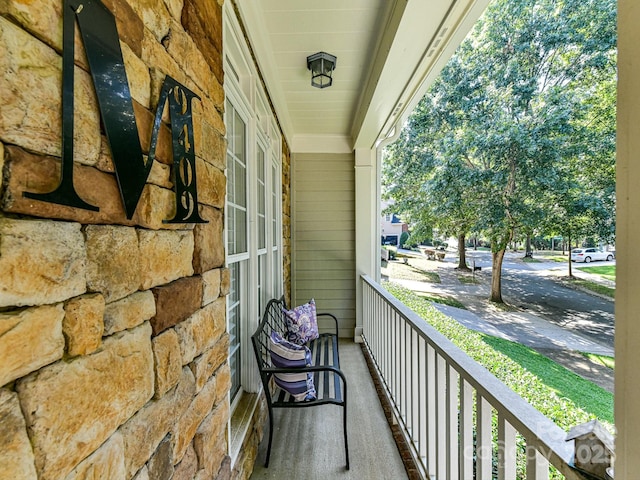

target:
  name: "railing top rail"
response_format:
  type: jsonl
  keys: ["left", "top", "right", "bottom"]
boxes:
{"left": 362, "top": 275, "right": 585, "bottom": 478}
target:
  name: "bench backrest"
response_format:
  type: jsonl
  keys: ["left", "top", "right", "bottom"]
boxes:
{"left": 251, "top": 297, "right": 288, "bottom": 377}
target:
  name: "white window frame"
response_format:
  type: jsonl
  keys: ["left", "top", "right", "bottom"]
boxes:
{"left": 223, "top": 3, "right": 283, "bottom": 415}
{"left": 225, "top": 94, "right": 250, "bottom": 403}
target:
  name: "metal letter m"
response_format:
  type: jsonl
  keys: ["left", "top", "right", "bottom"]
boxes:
{"left": 25, "top": 0, "right": 206, "bottom": 223}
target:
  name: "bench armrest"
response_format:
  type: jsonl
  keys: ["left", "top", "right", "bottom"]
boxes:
{"left": 317, "top": 312, "right": 339, "bottom": 337}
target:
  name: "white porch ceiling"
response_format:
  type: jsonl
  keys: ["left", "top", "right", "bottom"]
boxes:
{"left": 235, "top": 0, "right": 491, "bottom": 152}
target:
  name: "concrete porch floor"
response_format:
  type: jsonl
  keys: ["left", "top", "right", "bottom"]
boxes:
{"left": 250, "top": 341, "right": 408, "bottom": 480}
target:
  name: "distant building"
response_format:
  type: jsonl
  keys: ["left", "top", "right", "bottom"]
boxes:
{"left": 381, "top": 211, "right": 408, "bottom": 247}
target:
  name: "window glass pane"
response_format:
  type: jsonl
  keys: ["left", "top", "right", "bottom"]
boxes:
{"left": 235, "top": 160, "right": 246, "bottom": 208}
{"left": 258, "top": 217, "right": 265, "bottom": 248}
{"left": 272, "top": 250, "right": 279, "bottom": 297}
{"left": 258, "top": 254, "right": 266, "bottom": 313}
{"left": 227, "top": 153, "right": 235, "bottom": 204}
{"left": 257, "top": 147, "right": 266, "bottom": 249}
{"left": 227, "top": 208, "right": 236, "bottom": 254}
{"left": 257, "top": 148, "right": 265, "bottom": 175}
{"left": 228, "top": 262, "right": 242, "bottom": 400}
{"left": 236, "top": 209, "right": 247, "bottom": 252}
{"left": 234, "top": 112, "right": 245, "bottom": 161}
{"left": 272, "top": 162, "right": 278, "bottom": 245}
{"left": 258, "top": 182, "right": 265, "bottom": 212}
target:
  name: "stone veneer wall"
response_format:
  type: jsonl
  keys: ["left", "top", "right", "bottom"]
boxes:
{"left": 0, "top": 0, "right": 242, "bottom": 479}
{"left": 281, "top": 140, "right": 292, "bottom": 306}
{"left": 231, "top": 395, "right": 268, "bottom": 480}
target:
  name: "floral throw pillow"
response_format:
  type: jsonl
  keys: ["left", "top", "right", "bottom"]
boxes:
{"left": 283, "top": 299, "right": 319, "bottom": 345}
{"left": 269, "top": 331, "right": 317, "bottom": 402}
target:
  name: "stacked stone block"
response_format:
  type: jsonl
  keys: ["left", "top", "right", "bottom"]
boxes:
{"left": 0, "top": 0, "right": 265, "bottom": 479}
{"left": 281, "top": 140, "right": 292, "bottom": 306}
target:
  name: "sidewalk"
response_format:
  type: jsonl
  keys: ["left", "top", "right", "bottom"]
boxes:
{"left": 386, "top": 253, "right": 614, "bottom": 393}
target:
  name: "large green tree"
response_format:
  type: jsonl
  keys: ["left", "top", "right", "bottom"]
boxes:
{"left": 384, "top": 95, "right": 481, "bottom": 269}
{"left": 383, "top": 0, "right": 616, "bottom": 302}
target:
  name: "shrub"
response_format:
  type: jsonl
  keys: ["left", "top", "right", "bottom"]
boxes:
{"left": 399, "top": 231, "right": 410, "bottom": 248}
{"left": 382, "top": 245, "right": 397, "bottom": 260}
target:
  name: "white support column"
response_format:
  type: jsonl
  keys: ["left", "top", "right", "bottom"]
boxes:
{"left": 616, "top": 0, "right": 640, "bottom": 475}
{"left": 354, "top": 147, "right": 377, "bottom": 341}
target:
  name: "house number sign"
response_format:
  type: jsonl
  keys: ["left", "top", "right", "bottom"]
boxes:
{"left": 24, "top": 0, "right": 207, "bottom": 223}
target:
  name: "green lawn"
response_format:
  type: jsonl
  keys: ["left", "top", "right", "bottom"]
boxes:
{"left": 522, "top": 256, "right": 541, "bottom": 263}
{"left": 384, "top": 282, "right": 614, "bottom": 426}
{"left": 577, "top": 264, "right": 616, "bottom": 281}
{"left": 532, "top": 251, "right": 569, "bottom": 263}
{"left": 414, "top": 292, "right": 466, "bottom": 309}
{"left": 569, "top": 278, "right": 615, "bottom": 298}
{"left": 481, "top": 336, "right": 613, "bottom": 423}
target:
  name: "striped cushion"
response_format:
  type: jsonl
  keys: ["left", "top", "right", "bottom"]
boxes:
{"left": 269, "top": 331, "right": 317, "bottom": 401}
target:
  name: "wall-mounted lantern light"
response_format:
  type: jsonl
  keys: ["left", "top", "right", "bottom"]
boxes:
{"left": 306, "top": 52, "right": 337, "bottom": 89}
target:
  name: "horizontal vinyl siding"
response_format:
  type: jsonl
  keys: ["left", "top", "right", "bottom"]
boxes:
{"left": 296, "top": 269, "right": 355, "bottom": 280}
{"left": 296, "top": 280, "right": 355, "bottom": 296}
{"left": 295, "top": 230, "right": 354, "bottom": 242}
{"left": 296, "top": 221, "right": 355, "bottom": 233}
{"left": 292, "top": 152, "right": 355, "bottom": 337}
{"left": 297, "top": 194, "right": 354, "bottom": 204}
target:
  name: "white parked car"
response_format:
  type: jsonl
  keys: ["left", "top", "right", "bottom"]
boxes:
{"left": 570, "top": 247, "right": 614, "bottom": 263}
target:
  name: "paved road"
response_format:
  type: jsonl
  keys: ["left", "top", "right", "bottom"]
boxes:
{"left": 464, "top": 250, "right": 615, "bottom": 350}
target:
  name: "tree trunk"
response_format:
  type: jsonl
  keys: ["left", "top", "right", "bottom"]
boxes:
{"left": 457, "top": 234, "right": 470, "bottom": 270}
{"left": 490, "top": 248, "right": 506, "bottom": 303}
{"left": 525, "top": 233, "right": 532, "bottom": 257}
{"left": 568, "top": 232, "right": 573, "bottom": 278}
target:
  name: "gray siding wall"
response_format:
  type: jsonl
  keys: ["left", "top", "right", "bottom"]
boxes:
{"left": 292, "top": 152, "right": 356, "bottom": 337}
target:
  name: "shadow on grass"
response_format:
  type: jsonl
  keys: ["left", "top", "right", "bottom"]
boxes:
{"left": 406, "top": 264, "right": 440, "bottom": 282}
{"left": 457, "top": 274, "right": 481, "bottom": 285}
{"left": 481, "top": 335, "right": 613, "bottom": 424}
{"left": 414, "top": 292, "right": 466, "bottom": 309}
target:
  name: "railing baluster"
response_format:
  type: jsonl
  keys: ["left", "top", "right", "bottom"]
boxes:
{"left": 459, "top": 378, "right": 474, "bottom": 478}
{"left": 477, "top": 395, "right": 492, "bottom": 480}
{"left": 418, "top": 336, "right": 426, "bottom": 466}
{"left": 527, "top": 445, "right": 550, "bottom": 480}
{"left": 411, "top": 328, "right": 419, "bottom": 445}
{"left": 436, "top": 354, "right": 446, "bottom": 479}
{"left": 394, "top": 307, "right": 400, "bottom": 410}
{"left": 383, "top": 298, "right": 387, "bottom": 383}
{"left": 447, "top": 365, "right": 459, "bottom": 480}
{"left": 403, "top": 321, "right": 409, "bottom": 428}
{"left": 426, "top": 344, "right": 436, "bottom": 474}
{"left": 498, "top": 414, "right": 517, "bottom": 480}
{"left": 384, "top": 300, "right": 389, "bottom": 388}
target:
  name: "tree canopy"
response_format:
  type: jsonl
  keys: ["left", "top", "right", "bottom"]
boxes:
{"left": 383, "top": 0, "right": 616, "bottom": 302}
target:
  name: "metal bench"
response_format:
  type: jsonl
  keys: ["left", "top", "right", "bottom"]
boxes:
{"left": 251, "top": 298, "right": 349, "bottom": 469}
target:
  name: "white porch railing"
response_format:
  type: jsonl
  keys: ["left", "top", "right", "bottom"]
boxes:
{"left": 361, "top": 275, "right": 590, "bottom": 480}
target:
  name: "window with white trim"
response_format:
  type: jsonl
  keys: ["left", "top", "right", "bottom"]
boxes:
{"left": 224, "top": 6, "right": 283, "bottom": 406}
{"left": 226, "top": 98, "right": 248, "bottom": 400}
